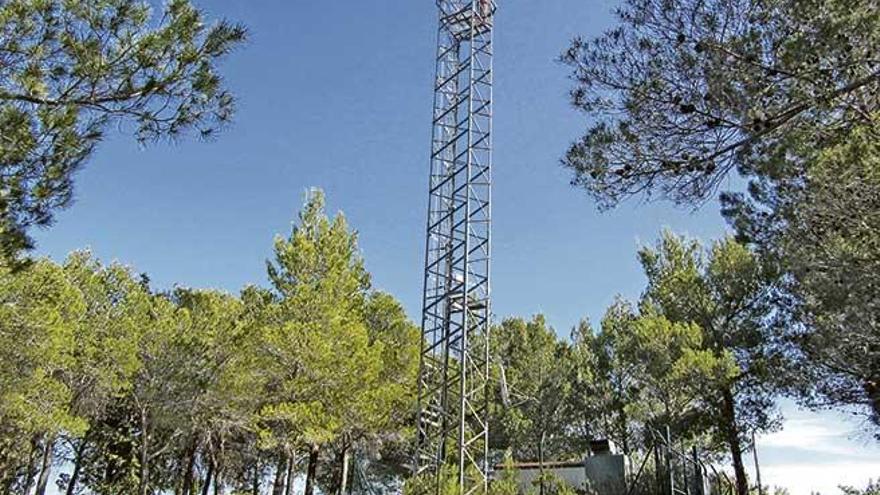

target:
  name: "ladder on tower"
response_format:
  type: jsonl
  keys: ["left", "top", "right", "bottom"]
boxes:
{"left": 414, "top": 1, "right": 497, "bottom": 494}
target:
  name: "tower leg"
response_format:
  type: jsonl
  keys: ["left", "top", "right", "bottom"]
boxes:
{"left": 414, "top": 2, "right": 495, "bottom": 494}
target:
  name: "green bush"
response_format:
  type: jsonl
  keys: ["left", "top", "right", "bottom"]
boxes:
{"left": 840, "top": 479, "right": 880, "bottom": 495}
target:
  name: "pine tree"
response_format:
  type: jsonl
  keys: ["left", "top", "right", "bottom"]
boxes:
{"left": 0, "top": 0, "right": 246, "bottom": 262}
{"left": 637, "top": 232, "right": 781, "bottom": 495}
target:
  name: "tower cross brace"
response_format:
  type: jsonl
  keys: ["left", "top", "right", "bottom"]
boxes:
{"left": 415, "top": 1, "right": 495, "bottom": 494}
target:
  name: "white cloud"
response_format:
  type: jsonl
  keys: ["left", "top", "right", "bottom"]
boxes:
{"left": 759, "top": 417, "right": 873, "bottom": 458}
{"left": 747, "top": 405, "right": 880, "bottom": 495}
{"left": 761, "top": 462, "right": 880, "bottom": 495}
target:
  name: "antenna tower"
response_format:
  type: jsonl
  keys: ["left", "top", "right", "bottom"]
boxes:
{"left": 415, "top": 1, "right": 495, "bottom": 493}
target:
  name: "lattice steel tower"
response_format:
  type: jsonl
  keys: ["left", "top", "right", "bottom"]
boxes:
{"left": 415, "top": 1, "right": 495, "bottom": 493}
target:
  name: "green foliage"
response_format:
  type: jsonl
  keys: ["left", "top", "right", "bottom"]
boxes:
{"left": 492, "top": 315, "right": 575, "bottom": 462}
{"left": 561, "top": 0, "right": 880, "bottom": 207}
{"left": 567, "top": 303, "right": 639, "bottom": 454}
{"left": 840, "top": 478, "right": 880, "bottom": 495}
{"left": 623, "top": 310, "right": 737, "bottom": 434}
{"left": 514, "top": 233, "right": 780, "bottom": 495}
{"left": 0, "top": 252, "right": 155, "bottom": 493}
{"left": 491, "top": 453, "right": 522, "bottom": 495}
{"left": 636, "top": 232, "right": 782, "bottom": 495}
{"left": 483, "top": 233, "right": 779, "bottom": 495}
{"left": 403, "top": 459, "right": 523, "bottom": 495}
{"left": 561, "top": 0, "right": 880, "bottom": 441}
{"left": 527, "top": 472, "right": 578, "bottom": 495}
{"left": 0, "top": 191, "right": 419, "bottom": 494}
{"left": 726, "top": 125, "right": 880, "bottom": 433}
{"left": 0, "top": 259, "right": 83, "bottom": 441}
{"left": 260, "top": 189, "right": 420, "bottom": 492}
{"left": 0, "top": 0, "right": 246, "bottom": 262}
{"left": 262, "top": 190, "right": 377, "bottom": 448}
{"left": 404, "top": 465, "right": 467, "bottom": 495}
{"left": 0, "top": 211, "right": 866, "bottom": 495}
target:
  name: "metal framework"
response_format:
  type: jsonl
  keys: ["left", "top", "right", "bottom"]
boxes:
{"left": 415, "top": 1, "right": 495, "bottom": 493}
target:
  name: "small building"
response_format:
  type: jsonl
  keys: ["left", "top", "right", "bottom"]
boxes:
{"left": 494, "top": 440, "right": 630, "bottom": 494}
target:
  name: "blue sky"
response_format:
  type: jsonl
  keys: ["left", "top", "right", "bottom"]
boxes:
{"left": 33, "top": 1, "right": 878, "bottom": 493}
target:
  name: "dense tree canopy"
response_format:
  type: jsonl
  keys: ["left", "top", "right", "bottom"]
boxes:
{"left": 567, "top": 304, "right": 639, "bottom": 455}
{"left": 1, "top": 220, "right": 871, "bottom": 495}
{"left": 4, "top": 0, "right": 880, "bottom": 491}
{"left": 638, "top": 233, "right": 782, "bottom": 495}
{"left": 0, "top": 191, "right": 419, "bottom": 495}
{"left": 492, "top": 316, "right": 574, "bottom": 465}
{"left": 561, "top": 0, "right": 880, "bottom": 444}
{"left": 725, "top": 126, "right": 880, "bottom": 433}
{"left": 561, "top": 0, "right": 880, "bottom": 207}
{"left": 262, "top": 189, "right": 419, "bottom": 495}
{"left": 483, "top": 236, "right": 781, "bottom": 495}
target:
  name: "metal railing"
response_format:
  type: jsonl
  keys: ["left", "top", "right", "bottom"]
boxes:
{"left": 626, "top": 427, "right": 734, "bottom": 495}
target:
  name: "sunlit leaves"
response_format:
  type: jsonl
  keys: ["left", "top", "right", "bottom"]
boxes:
{"left": 261, "top": 189, "right": 419, "bottom": 472}
{"left": 492, "top": 315, "right": 574, "bottom": 462}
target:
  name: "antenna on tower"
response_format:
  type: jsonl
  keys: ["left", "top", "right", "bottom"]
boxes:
{"left": 414, "top": 1, "right": 496, "bottom": 493}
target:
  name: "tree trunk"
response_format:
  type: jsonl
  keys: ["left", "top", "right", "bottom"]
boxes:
{"left": 214, "top": 468, "right": 223, "bottom": 495}
{"left": 664, "top": 426, "right": 674, "bottom": 495}
{"left": 284, "top": 454, "right": 295, "bottom": 495}
{"left": 202, "top": 457, "right": 214, "bottom": 495}
{"left": 22, "top": 436, "right": 40, "bottom": 495}
{"left": 251, "top": 462, "right": 259, "bottom": 495}
{"left": 752, "top": 432, "right": 763, "bottom": 495}
{"left": 304, "top": 445, "right": 319, "bottom": 495}
{"left": 214, "top": 439, "right": 225, "bottom": 495}
{"left": 538, "top": 432, "right": 546, "bottom": 495}
{"left": 174, "top": 450, "right": 187, "bottom": 495}
{"left": 182, "top": 439, "right": 198, "bottom": 495}
{"left": 0, "top": 459, "right": 7, "bottom": 494}
{"left": 66, "top": 435, "right": 89, "bottom": 495}
{"left": 272, "top": 454, "right": 287, "bottom": 495}
{"left": 2, "top": 474, "right": 15, "bottom": 495}
{"left": 653, "top": 442, "right": 663, "bottom": 495}
{"left": 582, "top": 413, "right": 594, "bottom": 454}
{"left": 34, "top": 435, "right": 55, "bottom": 495}
{"left": 865, "top": 377, "right": 880, "bottom": 427}
{"left": 618, "top": 408, "right": 630, "bottom": 455}
{"left": 721, "top": 389, "right": 748, "bottom": 495}
{"left": 137, "top": 408, "right": 150, "bottom": 495}
{"left": 338, "top": 446, "right": 351, "bottom": 495}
